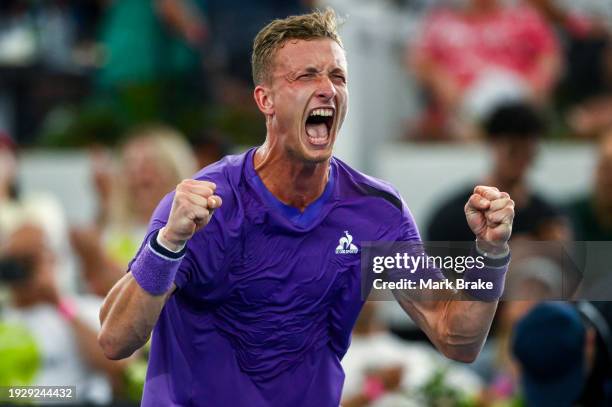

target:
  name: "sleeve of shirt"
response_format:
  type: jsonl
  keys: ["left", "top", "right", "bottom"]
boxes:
{"left": 397, "top": 200, "right": 422, "bottom": 242}
{"left": 127, "top": 189, "right": 229, "bottom": 292}
{"left": 397, "top": 200, "right": 447, "bottom": 281}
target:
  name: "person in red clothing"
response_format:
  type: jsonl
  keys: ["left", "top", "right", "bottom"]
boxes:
{"left": 410, "top": 0, "right": 561, "bottom": 139}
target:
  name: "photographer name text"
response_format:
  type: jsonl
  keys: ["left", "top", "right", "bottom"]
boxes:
{"left": 372, "top": 278, "right": 493, "bottom": 290}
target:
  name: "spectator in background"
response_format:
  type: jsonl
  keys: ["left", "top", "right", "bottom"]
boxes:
{"left": 0, "top": 132, "right": 18, "bottom": 205}
{"left": 0, "top": 1, "right": 98, "bottom": 144}
{"left": 69, "top": 125, "right": 197, "bottom": 403}
{"left": 0, "top": 132, "right": 76, "bottom": 293}
{"left": 526, "top": 0, "right": 612, "bottom": 139}
{"left": 341, "top": 302, "right": 482, "bottom": 407}
{"left": 341, "top": 302, "right": 405, "bottom": 407}
{"left": 564, "top": 128, "right": 612, "bottom": 300}
{"left": 0, "top": 223, "right": 127, "bottom": 403}
{"left": 0, "top": 0, "right": 38, "bottom": 67}
{"left": 205, "top": 0, "right": 314, "bottom": 106}
{"left": 471, "top": 255, "right": 566, "bottom": 406}
{"left": 566, "top": 127, "right": 612, "bottom": 240}
{"left": 71, "top": 125, "right": 197, "bottom": 297}
{"left": 96, "top": 0, "right": 209, "bottom": 123}
{"left": 409, "top": 0, "right": 561, "bottom": 139}
{"left": 98, "top": 0, "right": 208, "bottom": 88}
{"left": 190, "top": 130, "right": 233, "bottom": 169}
{"left": 512, "top": 301, "right": 612, "bottom": 407}
{"left": 426, "top": 102, "right": 570, "bottom": 241}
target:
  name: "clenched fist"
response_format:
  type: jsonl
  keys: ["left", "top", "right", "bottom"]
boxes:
{"left": 464, "top": 186, "right": 514, "bottom": 253}
{"left": 159, "top": 180, "right": 222, "bottom": 251}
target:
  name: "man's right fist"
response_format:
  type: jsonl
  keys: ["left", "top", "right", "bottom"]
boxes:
{"left": 159, "top": 180, "right": 222, "bottom": 251}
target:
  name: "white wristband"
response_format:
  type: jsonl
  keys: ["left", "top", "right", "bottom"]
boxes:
{"left": 157, "top": 230, "right": 186, "bottom": 253}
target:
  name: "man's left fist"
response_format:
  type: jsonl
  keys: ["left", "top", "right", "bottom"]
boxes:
{"left": 464, "top": 186, "right": 515, "bottom": 246}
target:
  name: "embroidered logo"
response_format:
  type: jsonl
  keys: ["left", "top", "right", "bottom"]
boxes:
{"left": 335, "top": 231, "right": 359, "bottom": 254}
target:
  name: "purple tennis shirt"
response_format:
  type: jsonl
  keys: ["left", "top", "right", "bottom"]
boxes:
{"left": 133, "top": 148, "right": 422, "bottom": 406}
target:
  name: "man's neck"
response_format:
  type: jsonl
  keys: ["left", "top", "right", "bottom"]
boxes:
{"left": 254, "top": 143, "right": 330, "bottom": 212}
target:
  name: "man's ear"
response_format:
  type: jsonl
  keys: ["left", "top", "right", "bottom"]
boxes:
{"left": 254, "top": 85, "right": 274, "bottom": 116}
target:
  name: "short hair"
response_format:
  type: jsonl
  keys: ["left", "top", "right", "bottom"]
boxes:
{"left": 484, "top": 102, "right": 546, "bottom": 139}
{"left": 251, "top": 8, "right": 343, "bottom": 85}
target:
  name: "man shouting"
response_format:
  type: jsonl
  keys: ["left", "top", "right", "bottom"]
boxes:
{"left": 99, "top": 8, "right": 514, "bottom": 407}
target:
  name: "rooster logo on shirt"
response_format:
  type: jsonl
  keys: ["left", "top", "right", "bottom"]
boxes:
{"left": 335, "top": 231, "right": 358, "bottom": 254}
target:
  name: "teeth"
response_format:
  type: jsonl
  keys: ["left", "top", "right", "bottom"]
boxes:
{"left": 309, "top": 108, "right": 334, "bottom": 117}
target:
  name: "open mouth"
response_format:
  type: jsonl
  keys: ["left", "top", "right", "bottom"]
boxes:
{"left": 305, "top": 108, "right": 334, "bottom": 146}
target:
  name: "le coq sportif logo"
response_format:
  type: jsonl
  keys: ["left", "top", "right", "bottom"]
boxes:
{"left": 335, "top": 231, "right": 358, "bottom": 254}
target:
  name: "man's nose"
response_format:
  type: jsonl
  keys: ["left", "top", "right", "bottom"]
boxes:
{"left": 316, "top": 76, "right": 336, "bottom": 101}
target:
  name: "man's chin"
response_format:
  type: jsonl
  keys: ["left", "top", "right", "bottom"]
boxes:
{"left": 303, "top": 146, "right": 333, "bottom": 164}
{"left": 289, "top": 142, "right": 333, "bottom": 164}
{"left": 306, "top": 155, "right": 330, "bottom": 164}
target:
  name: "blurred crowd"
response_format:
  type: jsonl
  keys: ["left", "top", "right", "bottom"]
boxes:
{"left": 0, "top": 0, "right": 611, "bottom": 406}
{"left": 0, "top": 0, "right": 610, "bottom": 145}
{"left": 0, "top": 0, "right": 312, "bottom": 147}
{"left": 408, "top": 0, "right": 612, "bottom": 141}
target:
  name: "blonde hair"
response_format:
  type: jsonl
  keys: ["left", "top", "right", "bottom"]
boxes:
{"left": 121, "top": 125, "right": 197, "bottom": 182}
{"left": 251, "top": 8, "right": 344, "bottom": 85}
{"left": 110, "top": 124, "right": 197, "bottom": 227}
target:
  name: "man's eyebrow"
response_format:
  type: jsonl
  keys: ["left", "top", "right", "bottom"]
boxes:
{"left": 330, "top": 67, "right": 346, "bottom": 75}
{"left": 303, "top": 67, "right": 320, "bottom": 73}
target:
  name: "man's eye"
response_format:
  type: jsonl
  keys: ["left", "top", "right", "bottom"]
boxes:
{"left": 333, "top": 75, "right": 346, "bottom": 83}
{"left": 299, "top": 73, "right": 315, "bottom": 80}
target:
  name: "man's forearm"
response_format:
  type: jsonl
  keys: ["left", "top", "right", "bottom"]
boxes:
{"left": 98, "top": 180, "right": 220, "bottom": 360}
{"left": 395, "top": 243, "right": 509, "bottom": 363}
{"left": 437, "top": 298, "right": 499, "bottom": 362}
{"left": 397, "top": 292, "right": 499, "bottom": 363}
{"left": 439, "top": 242, "right": 508, "bottom": 361}
{"left": 98, "top": 273, "right": 173, "bottom": 360}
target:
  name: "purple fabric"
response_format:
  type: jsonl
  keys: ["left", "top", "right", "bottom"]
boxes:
{"left": 463, "top": 259, "right": 508, "bottom": 301}
{"left": 130, "top": 236, "right": 184, "bottom": 296}
{"left": 132, "top": 148, "right": 437, "bottom": 406}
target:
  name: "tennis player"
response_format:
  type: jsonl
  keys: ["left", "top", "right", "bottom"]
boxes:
{"left": 99, "top": 9, "right": 514, "bottom": 406}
